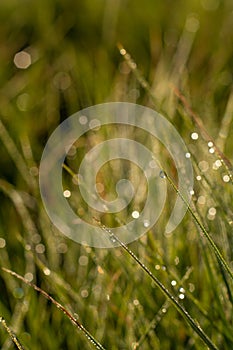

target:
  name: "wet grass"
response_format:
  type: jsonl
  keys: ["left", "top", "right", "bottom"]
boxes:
{"left": 0, "top": 0, "right": 233, "bottom": 349}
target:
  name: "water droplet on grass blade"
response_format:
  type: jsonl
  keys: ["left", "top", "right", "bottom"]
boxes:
{"left": 191, "top": 132, "right": 199, "bottom": 140}
{"left": 0, "top": 238, "right": 6, "bottom": 248}
{"left": 209, "top": 147, "right": 215, "bottom": 154}
{"left": 143, "top": 219, "right": 150, "bottom": 228}
{"left": 109, "top": 235, "right": 116, "bottom": 243}
{"left": 159, "top": 170, "right": 167, "bottom": 179}
{"left": 132, "top": 210, "right": 140, "bottom": 219}
{"left": 223, "top": 175, "right": 230, "bottom": 183}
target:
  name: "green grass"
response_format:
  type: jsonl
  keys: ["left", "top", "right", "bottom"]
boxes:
{"left": 0, "top": 0, "right": 233, "bottom": 349}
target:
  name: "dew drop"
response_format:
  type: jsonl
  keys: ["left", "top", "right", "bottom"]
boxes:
{"left": 120, "top": 48, "right": 126, "bottom": 55}
{"left": 0, "top": 238, "right": 6, "bottom": 248}
{"left": 143, "top": 219, "right": 150, "bottom": 228}
{"left": 223, "top": 175, "right": 230, "bottom": 183}
{"left": 110, "top": 235, "right": 116, "bottom": 243}
{"left": 185, "top": 152, "right": 191, "bottom": 158}
{"left": 63, "top": 190, "right": 71, "bottom": 198}
{"left": 214, "top": 160, "right": 222, "bottom": 168}
{"left": 159, "top": 170, "right": 166, "bottom": 179}
{"left": 209, "top": 147, "right": 215, "bottom": 154}
{"left": 132, "top": 210, "right": 140, "bottom": 219}
{"left": 171, "top": 280, "right": 177, "bottom": 286}
{"left": 43, "top": 268, "right": 51, "bottom": 276}
{"left": 191, "top": 132, "right": 199, "bottom": 140}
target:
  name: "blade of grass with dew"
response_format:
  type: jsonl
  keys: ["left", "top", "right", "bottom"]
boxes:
{"left": 117, "top": 43, "right": 159, "bottom": 109}
{"left": 117, "top": 44, "right": 233, "bottom": 185}
{"left": 163, "top": 171, "right": 233, "bottom": 282}
{"left": 2, "top": 268, "right": 106, "bottom": 350}
{"left": 134, "top": 267, "right": 193, "bottom": 349}
{"left": 141, "top": 232, "right": 233, "bottom": 342}
{"left": 0, "top": 316, "right": 25, "bottom": 350}
{"left": 171, "top": 85, "right": 233, "bottom": 184}
{"left": 94, "top": 219, "right": 219, "bottom": 350}
{"left": 197, "top": 236, "right": 233, "bottom": 343}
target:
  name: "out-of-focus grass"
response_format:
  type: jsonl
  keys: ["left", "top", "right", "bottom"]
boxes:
{"left": 0, "top": 0, "right": 233, "bottom": 349}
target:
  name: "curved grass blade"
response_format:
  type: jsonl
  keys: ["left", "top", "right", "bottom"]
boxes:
{"left": 2, "top": 268, "right": 106, "bottom": 350}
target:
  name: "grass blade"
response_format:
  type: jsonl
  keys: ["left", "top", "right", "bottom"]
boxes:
{"left": 0, "top": 316, "right": 25, "bottom": 350}
{"left": 95, "top": 219, "right": 219, "bottom": 350}
{"left": 2, "top": 267, "right": 106, "bottom": 350}
{"left": 164, "top": 172, "right": 233, "bottom": 282}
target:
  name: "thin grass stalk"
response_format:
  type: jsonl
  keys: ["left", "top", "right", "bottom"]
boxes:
{"left": 117, "top": 43, "right": 159, "bottom": 108}
{"left": 2, "top": 268, "right": 106, "bottom": 350}
{"left": 0, "top": 316, "right": 25, "bottom": 350}
{"left": 171, "top": 85, "right": 233, "bottom": 183}
{"left": 0, "top": 118, "right": 36, "bottom": 190}
{"left": 133, "top": 300, "right": 170, "bottom": 349}
{"left": 94, "top": 219, "right": 219, "bottom": 350}
{"left": 117, "top": 44, "right": 233, "bottom": 184}
{"left": 164, "top": 172, "right": 233, "bottom": 282}
{"left": 134, "top": 267, "right": 195, "bottom": 348}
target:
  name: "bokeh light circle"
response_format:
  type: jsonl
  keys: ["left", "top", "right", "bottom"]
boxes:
{"left": 39, "top": 103, "right": 193, "bottom": 248}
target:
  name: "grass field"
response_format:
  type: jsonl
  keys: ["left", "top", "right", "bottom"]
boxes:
{"left": 0, "top": 0, "right": 233, "bottom": 349}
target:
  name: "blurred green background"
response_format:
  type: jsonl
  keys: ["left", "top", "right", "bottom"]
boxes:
{"left": 0, "top": 0, "right": 233, "bottom": 349}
